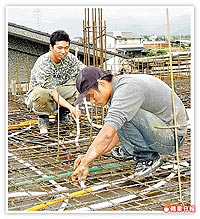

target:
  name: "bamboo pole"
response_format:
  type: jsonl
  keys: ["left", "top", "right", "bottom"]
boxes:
{"left": 166, "top": 8, "right": 183, "bottom": 205}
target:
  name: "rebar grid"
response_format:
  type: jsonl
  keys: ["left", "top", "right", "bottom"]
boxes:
{"left": 7, "top": 7, "right": 191, "bottom": 211}
{"left": 7, "top": 97, "right": 191, "bottom": 212}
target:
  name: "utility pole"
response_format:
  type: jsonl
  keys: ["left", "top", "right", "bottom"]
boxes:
{"left": 33, "top": 8, "right": 41, "bottom": 30}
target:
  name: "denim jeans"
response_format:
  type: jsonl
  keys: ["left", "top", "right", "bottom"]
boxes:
{"left": 117, "top": 109, "right": 186, "bottom": 161}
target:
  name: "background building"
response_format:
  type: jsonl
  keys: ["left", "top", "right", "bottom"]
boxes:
{"left": 106, "top": 31, "right": 146, "bottom": 57}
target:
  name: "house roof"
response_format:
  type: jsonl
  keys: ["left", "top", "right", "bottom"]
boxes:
{"left": 107, "top": 31, "right": 143, "bottom": 39}
{"left": 8, "top": 22, "right": 132, "bottom": 60}
{"left": 8, "top": 22, "right": 82, "bottom": 46}
{"left": 118, "top": 47, "right": 147, "bottom": 52}
{"left": 8, "top": 22, "right": 50, "bottom": 45}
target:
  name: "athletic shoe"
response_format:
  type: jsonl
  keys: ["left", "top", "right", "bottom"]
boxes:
{"left": 134, "top": 157, "right": 162, "bottom": 178}
{"left": 38, "top": 115, "right": 49, "bottom": 134}
{"left": 111, "top": 147, "right": 135, "bottom": 161}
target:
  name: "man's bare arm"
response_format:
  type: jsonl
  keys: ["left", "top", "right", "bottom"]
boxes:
{"left": 50, "top": 90, "right": 80, "bottom": 119}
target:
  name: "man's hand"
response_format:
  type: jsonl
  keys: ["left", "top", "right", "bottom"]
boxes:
{"left": 70, "top": 106, "right": 81, "bottom": 120}
{"left": 74, "top": 155, "right": 85, "bottom": 170}
{"left": 71, "top": 164, "right": 89, "bottom": 184}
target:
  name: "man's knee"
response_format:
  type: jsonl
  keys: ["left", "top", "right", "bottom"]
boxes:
{"left": 27, "top": 87, "right": 55, "bottom": 115}
{"left": 58, "top": 85, "right": 77, "bottom": 101}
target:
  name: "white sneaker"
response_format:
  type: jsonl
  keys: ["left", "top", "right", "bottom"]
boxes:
{"left": 111, "top": 147, "right": 135, "bottom": 161}
{"left": 38, "top": 116, "right": 49, "bottom": 134}
{"left": 40, "top": 126, "right": 48, "bottom": 134}
{"left": 134, "top": 157, "right": 162, "bottom": 178}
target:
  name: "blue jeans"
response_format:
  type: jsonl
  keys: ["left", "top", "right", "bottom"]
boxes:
{"left": 117, "top": 109, "right": 186, "bottom": 161}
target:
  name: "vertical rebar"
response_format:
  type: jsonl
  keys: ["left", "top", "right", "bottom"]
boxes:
{"left": 26, "top": 56, "right": 30, "bottom": 92}
{"left": 104, "top": 20, "right": 107, "bottom": 71}
{"left": 92, "top": 9, "right": 96, "bottom": 65}
{"left": 83, "top": 19, "right": 87, "bottom": 65}
{"left": 87, "top": 8, "right": 90, "bottom": 65}
{"left": 166, "top": 8, "right": 183, "bottom": 205}
{"left": 16, "top": 57, "right": 23, "bottom": 97}
{"left": 83, "top": 7, "right": 107, "bottom": 130}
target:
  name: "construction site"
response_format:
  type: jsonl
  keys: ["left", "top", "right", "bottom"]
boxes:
{"left": 7, "top": 8, "right": 193, "bottom": 212}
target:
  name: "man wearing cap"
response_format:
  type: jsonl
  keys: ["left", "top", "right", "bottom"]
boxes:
{"left": 71, "top": 66, "right": 188, "bottom": 183}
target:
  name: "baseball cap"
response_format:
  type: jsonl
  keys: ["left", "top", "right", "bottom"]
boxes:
{"left": 74, "top": 66, "right": 112, "bottom": 105}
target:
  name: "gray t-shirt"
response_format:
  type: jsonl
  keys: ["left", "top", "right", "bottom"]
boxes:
{"left": 28, "top": 52, "right": 86, "bottom": 91}
{"left": 104, "top": 74, "right": 188, "bottom": 136}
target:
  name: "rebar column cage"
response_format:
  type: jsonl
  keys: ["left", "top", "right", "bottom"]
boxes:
{"left": 83, "top": 8, "right": 107, "bottom": 69}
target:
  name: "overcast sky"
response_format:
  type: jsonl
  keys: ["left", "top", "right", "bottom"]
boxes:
{"left": 7, "top": 6, "right": 193, "bottom": 37}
